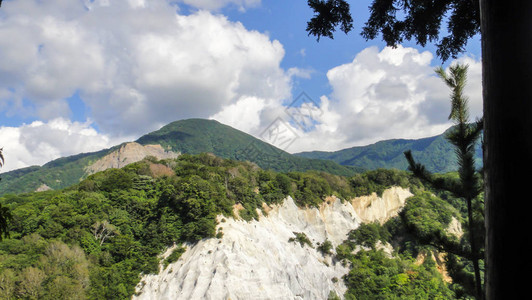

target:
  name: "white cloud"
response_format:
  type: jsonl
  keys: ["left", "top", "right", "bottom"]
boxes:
{"left": 177, "top": 0, "right": 261, "bottom": 11}
{"left": 286, "top": 46, "right": 483, "bottom": 153}
{"left": 208, "top": 46, "right": 482, "bottom": 155}
{"left": 0, "top": 118, "right": 126, "bottom": 172}
{"left": 0, "top": 0, "right": 295, "bottom": 170}
{"left": 0, "top": 0, "right": 291, "bottom": 138}
{"left": 210, "top": 96, "right": 267, "bottom": 133}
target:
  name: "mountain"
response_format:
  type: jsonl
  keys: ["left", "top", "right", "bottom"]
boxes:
{"left": 295, "top": 126, "right": 483, "bottom": 173}
{"left": 136, "top": 118, "right": 359, "bottom": 175}
{"left": 0, "top": 119, "right": 357, "bottom": 195}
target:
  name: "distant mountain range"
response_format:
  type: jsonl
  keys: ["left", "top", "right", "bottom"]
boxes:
{"left": 295, "top": 126, "right": 483, "bottom": 173}
{"left": 0, "top": 119, "right": 482, "bottom": 196}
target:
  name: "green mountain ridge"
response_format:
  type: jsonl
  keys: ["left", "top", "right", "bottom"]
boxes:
{"left": 295, "top": 126, "right": 483, "bottom": 173}
{"left": 0, "top": 119, "right": 481, "bottom": 196}
{"left": 136, "top": 118, "right": 359, "bottom": 175}
{"left": 0, "top": 119, "right": 357, "bottom": 195}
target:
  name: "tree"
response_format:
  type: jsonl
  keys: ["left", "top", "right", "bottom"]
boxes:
{"left": 306, "top": 1, "right": 532, "bottom": 298}
{"left": 0, "top": 269, "right": 16, "bottom": 300}
{"left": 479, "top": 2, "right": 532, "bottom": 299}
{"left": 0, "top": 203, "right": 11, "bottom": 240}
{"left": 405, "top": 63, "right": 483, "bottom": 299}
{"left": 306, "top": 0, "right": 479, "bottom": 61}
{"left": 92, "top": 220, "right": 119, "bottom": 246}
{"left": 18, "top": 267, "right": 45, "bottom": 299}
{"left": 0, "top": 147, "right": 11, "bottom": 241}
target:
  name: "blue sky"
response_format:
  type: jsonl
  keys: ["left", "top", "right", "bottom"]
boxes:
{"left": 0, "top": 0, "right": 482, "bottom": 171}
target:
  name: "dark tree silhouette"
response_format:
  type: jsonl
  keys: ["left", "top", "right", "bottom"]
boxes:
{"left": 306, "top": 2, "right": 532, "bottom": 299}
{"left": 306, "top": 0, "right": 479, "bottom": 61}
{"left": 306, "top": 0, "right": 353, "bottom": 41}
{"left": 405, "top": 63, "right": 484, "bottom": 299}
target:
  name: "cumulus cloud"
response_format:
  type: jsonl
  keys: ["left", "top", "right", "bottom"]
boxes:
{"left": 0, "top": 0, "right": 291, "bottom": 137}
{"left": 0, "top": 118, "right": 126, "bottom": 172}
{"left": 286, "top": 46, "right": 483, "bottom": 153}
{"left": 210, "top": 46, "right": 482, "bottom": 154}
{"left": 0, "top": 0, "right": 298, "bottom": 170}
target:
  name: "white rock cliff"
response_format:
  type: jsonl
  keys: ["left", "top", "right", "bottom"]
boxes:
{"left": 134, "top": 187, "right": 413, "bottom": 300}
{"left": 86, "top": 142, "right": 179, "bottom": 175}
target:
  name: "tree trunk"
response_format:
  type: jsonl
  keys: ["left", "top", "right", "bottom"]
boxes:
{"left": 480, "top": 1, "right": 532, "bottom": 299}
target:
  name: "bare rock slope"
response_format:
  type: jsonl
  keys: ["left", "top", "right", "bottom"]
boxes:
{"left": 86, "top": 142, "right": 179, "bottom": 175}
{"left": 134, "top": 187, "right": 413, "bottom": 300}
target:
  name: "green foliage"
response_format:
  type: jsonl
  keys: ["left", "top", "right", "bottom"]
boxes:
{"left": 328, "top": 290, "right": 341, "bottom": 300}
{"left": 0, "top": 236, "right": 89, "bottom": 299}
{"left": 349, "top": 168, "right": 421, "bottom": 197}
{"left": 135, "top": 118, "right": 358, "bottom": 177}
{"left": 288, "top": 232, "right": 313, "bottom": 248}
{"left": 0, "top": 119, "right": 359, "bottom": 197}
{"left": 1, "top": 153, "right": 363, "bottom": 299}
{"left": 317, "top": 239, "right": 333, "bottom": 256}
{"left": 347, "top": 222, "right": 391, "bottom": 249}
{"left": 0, "top": 148, "right": 111, "bottom": 195}
{"left": 0, "top": 202, "right": 12, "bottom": 240}
{"left": 342, "top": 249, "right": 454, "bottom": 299}
{"left": 163, "top": 245, "right": 186, "bottom": 269}
{"left": 306, "top": 0, "right": 479, "bottom": 61}
{"left": 401, "top": 192, "right": 458, "bottom": 240}
{"left": 0, "top": 152, "right": 459, "bottom": 299}
{"left": 405, "top": 64, "right": 484, "bottom": 299}
{"left": 334, "top": 187, "right": 468, "bottom": 299}
{"left": 3, "top": 118, "right": 481, "bottom": 197}
{"left": 306, "top": 0, "right": 353, "bottom": 41}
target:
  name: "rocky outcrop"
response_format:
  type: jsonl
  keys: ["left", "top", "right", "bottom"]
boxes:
{"left": 35, "top": 184, "right": 52, "bottom": 192}
{"left": 350, "top": 187, "right": 413, "bottom": 224}
{"left": 85, "top": 142, "right": 179, "bottom": 175}
{"left": 134, "top": 187, "right": 413, "bottom": 300}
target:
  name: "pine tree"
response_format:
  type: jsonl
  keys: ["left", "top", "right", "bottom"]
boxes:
{"left": 404, "top": 64, "right": 484, "bottom": 299}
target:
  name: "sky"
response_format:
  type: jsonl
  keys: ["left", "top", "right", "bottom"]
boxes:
{"left": 0, "top": 0, "right": 482, "bottom": 172}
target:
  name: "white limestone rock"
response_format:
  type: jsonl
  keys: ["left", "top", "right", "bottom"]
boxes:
{"left": 134, "top": 187, "right": 413, "bottom": 300}
{"left": 85, "top": 142, "right": 179, "bottom": 175}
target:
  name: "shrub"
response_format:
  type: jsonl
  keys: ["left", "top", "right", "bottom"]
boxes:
{"left": 289, "top": 232, "right": 313, "bottom": 248}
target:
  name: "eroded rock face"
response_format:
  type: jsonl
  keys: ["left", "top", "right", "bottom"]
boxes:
{"left": 35, "top": 184, "right": 52, "bottom": 192}
{"left": 350, "top": 187, "right": 413, "bottom": 224}
{"left": 85, "top": 142, "right": 179, "bottom": 175}
{"left": 134, "top": 187, "right": 413, "bottom": 300}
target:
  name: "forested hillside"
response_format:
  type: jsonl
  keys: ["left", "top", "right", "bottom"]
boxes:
{"left": 0, "top": 153, "right": 474, "bottom": 299}
{"left": 136, "top": 118, "right": 359, "bottom": 176}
